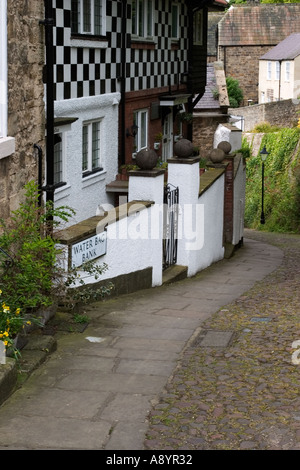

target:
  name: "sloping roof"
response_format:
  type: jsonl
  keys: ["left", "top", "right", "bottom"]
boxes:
{"left": 260, "top": 33, "right": 300, "bottom": 61}
{"left": 194, "top": 62, "right": 229, "bottom": 110}
{"left": 219, "top": 4, "right": 300, "bottom": 46}
{"left": 194, "top": 64, "right": 220, "bottom": 110}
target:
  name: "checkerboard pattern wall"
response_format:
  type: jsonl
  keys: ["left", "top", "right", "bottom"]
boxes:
{"left": 53, "top": 0, "right": 189, "bottom": 101}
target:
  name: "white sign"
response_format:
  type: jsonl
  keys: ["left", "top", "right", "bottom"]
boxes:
{"left": 71, "top": 232, "right": 107, "bottom": 267}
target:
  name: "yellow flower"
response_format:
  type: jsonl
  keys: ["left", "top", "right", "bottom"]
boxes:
{"left": 16, "top": 308, "right": 21, "bottom": 315}
{"left": 3, "top": 340, "right": 8, "bottom": 346}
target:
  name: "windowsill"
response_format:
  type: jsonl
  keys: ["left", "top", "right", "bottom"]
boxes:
{"left": 0, "top": 136, "right": 15, "bottom": 159}
{"left": 131, "top": 36, "right": 156, "bottom": 49}
{"left": 82, "top": 168, "right": 106, "bottom": 187}
{"left": 70, "top": 34, "right": 108, "bottom": 49}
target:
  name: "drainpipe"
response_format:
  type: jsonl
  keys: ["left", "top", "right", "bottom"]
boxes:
{"left": 33, "top": 144, "right": 43, "bottom": 207}
{"left": 119, "top": 0, "right": 127, "bottom": 166}
{"left": 41, "top": 0, "right": 55, "bottom": 205}
{"left": 278, "top": 60, "right": 282, "bottom": 101}
{"left": 187, "top": 6, "right": 194, "bottom": 142}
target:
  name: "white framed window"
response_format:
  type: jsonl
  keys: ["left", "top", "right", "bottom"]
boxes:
{"left": 132, "top": 0, "right": 153, "bottom": 38}
{"left": 171, "top": 3, "right": 179, "bottom": 39}
{"left": 71, "top": 0, "right": 106, "bottom": 36}
{"left": 267, "top": 61, "right": 272, "bottom": 80}
{"left": 133, "top": 109, "right": 148, "bottom": 153}
{"left": 53, "top": 132, "right": 65, "bottom": 185}
{"left": 0, "top": 0, "right": 7, "bottom": 139}
{"left": 193, "top": 10, "right": 203, "bottom": 45}
{"left": 275, "top": 61, "right": 280, "bottom": 81}
{"left": 0, "top": 0, "right": 15, "bottom": 159}
{"left": 285, "top": 61, "right": 290, "bottom": 82}
{"left": 82, "top": 120, "right": 102, "bottom": 176}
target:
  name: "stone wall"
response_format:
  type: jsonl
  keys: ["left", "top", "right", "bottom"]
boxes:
{"left": 0, "top": 0, "right": 45, "bottom": 221}
{"left": 219, "top": 45, "right": 269, "bottom": 105}
{"left": 193, "top": 114, "right": 229, "bottom": 159}
{"left": 230, "top": 99, "right": 300, "bottom": 132}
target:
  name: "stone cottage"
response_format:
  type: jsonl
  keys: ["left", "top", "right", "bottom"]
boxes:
{"left": 0, "top": 0, "right": 45, "bottom": 222}
{"left": 218, "top": 2, "right": 300, "bottom": 104}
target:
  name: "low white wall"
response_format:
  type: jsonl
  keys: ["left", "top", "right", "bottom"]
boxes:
{"left": 57, "top": 152, "right": 246, "bottom": 293}
{"left": 97, "top": 205, "right": 162, "bottom": 287}
{"left": 188, "top": 174, "right": 225, "bottom": 277}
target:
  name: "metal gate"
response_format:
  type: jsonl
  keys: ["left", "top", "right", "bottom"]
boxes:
{"left": 163, "top": 184, "right": 179, "bottom": 270}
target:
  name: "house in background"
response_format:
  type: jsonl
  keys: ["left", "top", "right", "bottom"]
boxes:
{"left": 193, "top": 61, "right": 230, "bottom": 159}
{"left": 258, "top": 33, "right": 300, "bottom": 104}
{"left": 218, "top": 2, "right": 300, "bottom": 105}
{"left": 0, "top": 0, "right": 44, "bottom": 222}
{"left": 49, "top": 0, "right": 226, "bottom": 222}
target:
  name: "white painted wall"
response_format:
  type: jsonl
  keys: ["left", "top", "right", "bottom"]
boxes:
{"left": 53, "top": 93, "right": 120, "bottom": 225}
{"left": 259, "top": 59, "right": 300, "bottom": 103}
{"left": 167, "top": 158, "right": 224, "bottom": 277}
{"left": 189, "top": 174, "right": 225, "bottom": 277}
{"left": 58, "top": 152, "right": 246, "bottom": 291}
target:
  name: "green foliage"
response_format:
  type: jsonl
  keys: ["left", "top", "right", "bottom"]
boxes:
{"left": 226, "top": 76, "right": 244, "bottom": 108}
{"left": 244, "top": 128, "right": 300, "bottom": 233}
{"left": 0, "top": 181, "right": 74, "bottom": 313}
{"left": 228, "top": 0, "right": 300, "bottom": 4}
{"left": 0, "top": 181, "right": 113, "bottom": 317}
{"left": 251, "top": 122, "right": 282, "bottom": 133}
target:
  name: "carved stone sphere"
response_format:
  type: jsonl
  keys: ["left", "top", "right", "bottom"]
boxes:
{"left": 217, "top": 141, "right": 232, "bottom": 154}
{"left": 136, "top": 148, "right": 158, "bottom": 170}
{"left": 210, "top": 148, "right": 226, "bottom": 163}
{"left": 174, "top": 139, "right": 194, "bottom": 158}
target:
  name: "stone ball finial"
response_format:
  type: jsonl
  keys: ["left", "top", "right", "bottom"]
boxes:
{"left": 136, "top": 148, "right": 158, "bottom": 170}
{"left": 210, "top": 148, "right": 226, "bottom": 163}
{"left": 174, "top": 139, "right": 194, "bottom": 158}
{"left": 217, "top": 141, "right": 232, "bottom": 154}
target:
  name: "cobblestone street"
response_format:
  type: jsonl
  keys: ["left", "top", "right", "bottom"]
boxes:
{"left": 145, "top": 229, "right": 300, "bottom": 450}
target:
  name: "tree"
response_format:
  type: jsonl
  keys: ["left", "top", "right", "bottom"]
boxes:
{"left": 226, "top": 76, "right": 244, "bottom": 108}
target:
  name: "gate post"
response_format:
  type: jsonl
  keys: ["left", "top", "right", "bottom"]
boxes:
{"left": 128, "top": 168, "right": 165, "bottom": 286}
{"left": 167, "top": 156, "right": 200, "bottom": 271}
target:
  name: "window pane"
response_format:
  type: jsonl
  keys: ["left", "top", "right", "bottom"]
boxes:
{"left": 83, "top": 0, "right": 91, "bottom": 33}
{"left": 54, "top": 136, "right": 63, "bottom": 184}
{"left": 147, "top": 0, "right": 153, "bottom": 36}
{"left": 94, "top": 0, "right": 102, "bottom": 35}
{"left": 138, "top": 0, "right": 144, "bottom": 36}
{"left": 140, "top": 111, "right": 147, "bottom": 149}
{"left": 92, "top": 121, "right": 100, "bottom": 169}
{"left": 71, "top": 0, "right": 79, "bottom": 33}
{"left": 82, "top": 125, "right": 88, "bottom": 171}
{"left": 172, "top": 4, "right": 178, "bottom": 38}
{"left": 132, "top": 0, "right": 137, "bottom": 34}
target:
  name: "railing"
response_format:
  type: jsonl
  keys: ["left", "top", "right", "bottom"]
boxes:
{"left": 163, "top": 184, "right": 179, "bottom": 270}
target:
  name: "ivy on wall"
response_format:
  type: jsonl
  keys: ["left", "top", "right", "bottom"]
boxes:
{"left": 244, "top": 127, "right": 300, "bottom": 233}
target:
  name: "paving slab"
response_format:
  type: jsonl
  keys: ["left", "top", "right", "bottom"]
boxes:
{"left": 0, "top": 235, "right": 284, "bottom": 450}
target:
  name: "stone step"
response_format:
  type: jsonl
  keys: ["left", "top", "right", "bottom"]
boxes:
{"left": 162, "top": 265, "right": 188, "bottom": 285}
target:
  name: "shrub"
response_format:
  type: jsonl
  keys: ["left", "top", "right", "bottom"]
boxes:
{"left": 244, "top": 129, "right": 300, "bottom": 233}
{"left": 226, "top": 76, "right": 244, "bottom": 108}
{"left": 0, "top": 181, "right": 113, "bottom": 317}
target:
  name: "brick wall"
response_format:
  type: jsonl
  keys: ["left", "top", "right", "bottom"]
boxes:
{"left": 193, "top": 114, "right": 229, "bottom": 159}
{"left": 0, "top": 0, "right": 45, "bottom": 221}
